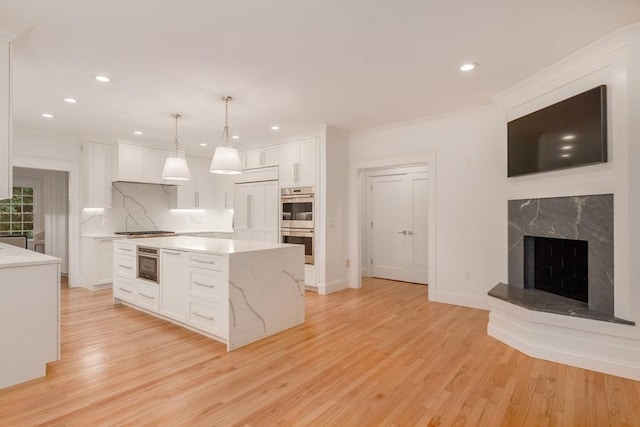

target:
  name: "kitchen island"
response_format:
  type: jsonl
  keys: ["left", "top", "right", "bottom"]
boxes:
{"left": 113, "top": 236, "right": 305, "bottom": 351}
{"left": 0, "top": 242, "right": 61, "bottom": 388}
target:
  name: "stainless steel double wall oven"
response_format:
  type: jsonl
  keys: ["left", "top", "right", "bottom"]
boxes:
{"left": 281, "top": 186, "right": 314, "bottom": 264}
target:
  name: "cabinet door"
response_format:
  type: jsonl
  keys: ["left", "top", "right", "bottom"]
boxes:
{"left": 298, "top": 138, "right": 317, "bottom": 185}
{"left": 160, "top": 249, "right": 189, "bottom": 321}
{"left": 143, "top": 148, "right": 167, "bottom": 184}
{"left": 173, "top": 157, "right": 198, "bottom": 208}
{"left": 279, "top": 143, "right": 297, "bottom": 185}
{"left": 212, "top": 173, "right": 235, "bottom": 209}
{"left": 97, "top": 239, "right": 114, "bottom": 283}
{"left": 118, "top": 144, "right": 144, "bottom": 182}
{"left": 263, "top": 146, "right": 280, "bottom": 167}
{"left": 244, "top": 150, "right": 262, "bottom": 169}
{"left": 264, "top": 180, "right": 279, "bottom": 243}
{"left": 194, "top": 157, "right": 215, "bottom": 208}
{"left": 234, "top": 183, "right": 250, "bottom": 230}
{"left": 83, "top": 142, "right": 112, "bottom": 208}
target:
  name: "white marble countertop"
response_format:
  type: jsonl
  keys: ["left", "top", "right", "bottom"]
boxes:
{"left": 81, "top": 234, "right": 121, "bottom": 238}
{"left": 0, "top": 243, "right": 62, "bottom": 268}
{"left": 116, "top": 235, "right": 297, "bottom": 255}
{"left": 81, "top": 230, "right": 234, "bottom": 239}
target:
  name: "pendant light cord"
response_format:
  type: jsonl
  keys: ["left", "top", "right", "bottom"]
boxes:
{"left": 220, "top": 95, "right": 232, "bottom": 147}
{"left": 172, "top": 113, "right": 182, "bottom": 154}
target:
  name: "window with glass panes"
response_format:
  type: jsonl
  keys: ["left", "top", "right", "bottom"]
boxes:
{"left": 0, "top": 186, "right": 35, "bottom": 238}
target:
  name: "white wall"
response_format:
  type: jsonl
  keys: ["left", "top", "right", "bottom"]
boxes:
{"left": 350, "top": 107, "right": 507, "bottom": 309}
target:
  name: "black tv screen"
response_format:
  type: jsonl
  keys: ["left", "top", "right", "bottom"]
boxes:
{"left": 508, "top": 85, "right": 607, "bottom": 177}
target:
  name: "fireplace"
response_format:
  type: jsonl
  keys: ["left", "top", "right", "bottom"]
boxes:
{"left": 507, "top": 194, "right": 613, "bottom": 315}
{"left": 524, "top": 236, "right": 588, "bottom": 302}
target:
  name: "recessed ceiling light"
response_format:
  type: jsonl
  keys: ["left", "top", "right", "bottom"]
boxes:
{"left": 133, "top": 131, "right": 143, "bottom": 135}
{"left": 561, "top": 145, "right": 573, "bottom": 150}
{"left": 41, "top": 113, "right": 54, "bottom": 118}
{"left": 64, "top": 98, "right": 77, "bottom": 104}
{"left": 200, "top": 143, "right": 207, "bottom": 147}
{"left": 95, "top": 75, "right": 111, "bottom": 83}
{"left": 460, "top": 62, "right": 478, "bottom": 72}
{"left": 561, "top": 134, "right": 576, "bottom": 140}
{"left": 561, "top": 154, "right": 571, "bottom": 158}
{"left": 271, "top": 125, "right": 280, "bottom": 130}
{"left": 231, "top": 135, "right": 239, "bottom": 139}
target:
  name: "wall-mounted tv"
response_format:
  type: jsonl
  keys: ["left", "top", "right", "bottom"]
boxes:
{"left": 508, "top": 85, "right": 607, "bottom": 178}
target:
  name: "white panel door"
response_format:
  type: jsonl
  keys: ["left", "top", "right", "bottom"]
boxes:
{"left": 160, "top": 249, "right": 188, "bottom": 321}
{"left": 370, "top": 171, "right": 428, "bottom": 284}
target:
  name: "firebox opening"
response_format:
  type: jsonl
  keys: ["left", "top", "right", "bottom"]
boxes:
{"left": 524, "top": 235, "right": 588, "bottom": 303}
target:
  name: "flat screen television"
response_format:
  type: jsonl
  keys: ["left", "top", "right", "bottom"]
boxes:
{"left": 507, "top": 85, "right": 607, "bottom": 177}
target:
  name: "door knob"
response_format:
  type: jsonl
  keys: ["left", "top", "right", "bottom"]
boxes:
{"left": 398, "top": 230, "right": 407, "bottom": 235}
{"left": 407, "top": 231, "right": 414, "bottom": 235}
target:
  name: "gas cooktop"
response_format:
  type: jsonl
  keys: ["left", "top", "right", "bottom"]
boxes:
{"left": 114, "top": 231, "right": 176, "bottom": 238}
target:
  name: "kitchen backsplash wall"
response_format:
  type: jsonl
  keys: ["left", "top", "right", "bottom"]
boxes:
{"left": 81, "top": 182, "right": 233, "bottom": 234}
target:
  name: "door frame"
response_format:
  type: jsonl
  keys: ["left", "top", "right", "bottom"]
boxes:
{"left": 349, "top": 152, "right": 437, "bottom": 294}
{"left": 13, "top": 156, "right": 79, "bottom": 285}
{"left": 365, "top": 165, "right": 429, "bottom": 279}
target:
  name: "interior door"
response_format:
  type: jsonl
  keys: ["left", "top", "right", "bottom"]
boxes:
{"left": 370, "top": 170, "right": 428, "bottom": 284}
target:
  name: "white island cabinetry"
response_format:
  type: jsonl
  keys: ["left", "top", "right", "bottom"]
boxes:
{"left": 113, "top": 236, "right": 304, "bottom": 351}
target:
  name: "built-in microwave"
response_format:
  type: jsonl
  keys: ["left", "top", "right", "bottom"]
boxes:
{"left": 281, "top": 228, "right": 314, "bottom": 265}
{"left": 137, "top": 246, "right": 159, "bottom": 283}
{"left": 281, "top": 187, "right": 314, "bottom": 229}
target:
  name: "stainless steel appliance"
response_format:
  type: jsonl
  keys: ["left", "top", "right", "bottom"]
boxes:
{"left": 281, "top": 228, "right": 314, "bottom": 265}
{"left": 137, "top": 246, "right": 159, "bottom": 283}
{"left": 115, "top": 230, "right": 176, "bottom": 238}
{"left": 281, "top": 187, "right": 314, "bottom": 229}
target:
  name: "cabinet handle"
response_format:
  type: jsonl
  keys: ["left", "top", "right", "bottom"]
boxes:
{"left": 118, "top": 287, "right": 133, "bottom": 293}
{"left": 195, "top": 191, "right": 200, "bottom": 208}
{"left": 119, "top": 264, "right": 133, "bottom": 269}
{"left": 224, "top": 191, "right": 228, "bottom": 208}
{"left": 193, "top": 311, "right": 215, "bottom": 321}
{"left": 247, "top": 195, "right": 252, "bottom": 229}
{"left": 163, "top": 251, "right": 182, "bottom": 256}
{"left": 193, "top": 259, "right": 215, "bottom": 265}
{"left": 193, "top": 281, "right": 215, "bottom": 288}
{"left": 294, "top": 163, "right": 299, "bottom": 183}
{"left": 139, "top": 293, "right": 155, "bottom": 300}
{"left": 260, "top": 151, "right": 265, "bottom": 166}
{"left": 119, "top": 248, "right": 133, "bottom": 253}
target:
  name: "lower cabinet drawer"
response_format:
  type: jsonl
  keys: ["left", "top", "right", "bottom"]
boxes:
{"left": 189, "top": 253, "right": 223, "bottom": 270}
{"left": 115, "top": 255, "right": 136, "bottom": 278}
{"left": 114, "top": 277, "right": 137, "bottom": 302}
{"left": 137, "top": 282, "right": 160, "bottom": 312}
{"left": 188, "top": 298, "right": 222, "bottom": 335}
{"left": 189, "top": 270, "right": 222, "bottom": 303}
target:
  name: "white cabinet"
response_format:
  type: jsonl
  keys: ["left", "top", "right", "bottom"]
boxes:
{"left": 160, "top": 249, "right": 188, "bottom": 321}
{"left": 0, "top": 38, "right": 12, "bottom": 200}
{"left": 234, "top": 180, "right": 279, "bottom": 243}
{"left": 113, "top": 143, "right": 169, "bottom": 184}
{"left": 172, "top": 157, "right": 236, "bottom": 209}
{"left": 80, "top": 237, "right": 116, "bottom": 289}
{"left": 81, "top": 142, "right": 112, "bottom": 208}
{"left": 241, "top": 146, "right": 279, "bottom": 170}
{"left": 279, "top": 138, "right": 317, "bottom": 187}
{"left": 113, "top": 241, "right": 137, "bottom": 302}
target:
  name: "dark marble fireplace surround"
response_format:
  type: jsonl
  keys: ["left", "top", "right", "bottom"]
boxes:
{"left": 489, "top": 194, "right": 634, "bottom": 325}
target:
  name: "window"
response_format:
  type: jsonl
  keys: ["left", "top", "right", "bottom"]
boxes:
{"left": 0, "top": 186, "right": 35, "bottom": 238}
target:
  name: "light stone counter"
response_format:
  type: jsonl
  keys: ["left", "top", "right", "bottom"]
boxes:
{"left": 0, "top": 242, "right": 61, "bottom": 268}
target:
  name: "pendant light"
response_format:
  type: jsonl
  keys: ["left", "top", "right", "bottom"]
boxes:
{"left": 162, "top": 113, "right": 191, "bottom": 180}
{"left": 210, "top": 95, "right": 242, "bottom": 175}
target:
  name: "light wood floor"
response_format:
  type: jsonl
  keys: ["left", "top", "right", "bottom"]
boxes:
{"left": 1, "top": 278, "right": 639, "bottom": 426}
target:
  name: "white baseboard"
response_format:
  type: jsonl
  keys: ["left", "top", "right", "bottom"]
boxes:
{"left": 318, "top": 279, "right": 349, "bottom": 295}
{"left": 429, "top": 289, "right": 489, "bottom": 310}
{"left": 488, "top": 297, "right": 640, "bottom": 380}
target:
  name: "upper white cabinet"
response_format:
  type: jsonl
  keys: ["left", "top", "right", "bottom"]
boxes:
{"left": 241, "top": 146, "right": 279, "bottom": 170}
{"left": 113, "top": 143, "right": 169, "bottom": 184}
{"left": 0, "top": 37, "right": 12, "bottom": 200}
{"left": 279, "top": 138, "right": 317, "bottom": 187}
{"left": 171, "top": 157, "right": 236, "bottom": 209}
{"left": 81, "top": 142, "right": 112, "bottom": 208}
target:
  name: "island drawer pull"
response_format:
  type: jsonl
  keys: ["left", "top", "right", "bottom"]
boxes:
{"left": 139, "top": 293, "right": 155, "bottom": 300}
{"left": 192, "top": 311, "right": 215, "bottom": 321}
{"left": 193, "top": 281, "right": 215, "bottom": 288}
{"left": 119, "top": 265, "right": 132, "bottom": 269}
{"left": 193, "top": 259, "right": 215, "bottom": 265}
{"left": 164, "top": 250, "right": 183, "bottom": 256}
{"left": 118, "top": 287, "right": 133, "bottom": 294}
{"left": 119, "top": 247, "right": 133, "bottom": 252}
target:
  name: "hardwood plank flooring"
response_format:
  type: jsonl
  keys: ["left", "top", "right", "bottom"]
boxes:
{"left": 1, "top": 277, "right": 639, "bottom": 426}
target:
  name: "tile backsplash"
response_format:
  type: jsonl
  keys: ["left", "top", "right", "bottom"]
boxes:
{"left": 81, "top": 182, "right": 233, "bottom": 234}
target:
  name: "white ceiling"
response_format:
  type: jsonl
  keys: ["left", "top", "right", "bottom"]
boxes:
{"left": 1, "top": 1, "right": 638, "bottom": 153}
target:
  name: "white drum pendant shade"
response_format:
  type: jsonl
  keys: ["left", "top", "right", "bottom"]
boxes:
{"left": 210, "top": 146, "right": 242, "bottom": 175}
{"left": 162, "top": 154, "right": 191, "bottom": 180}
